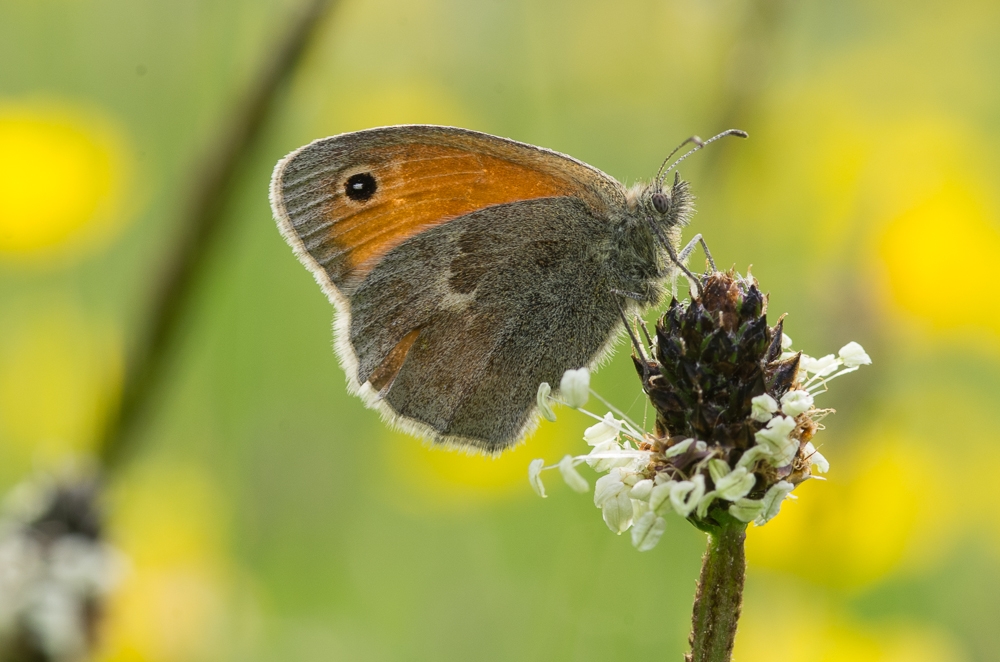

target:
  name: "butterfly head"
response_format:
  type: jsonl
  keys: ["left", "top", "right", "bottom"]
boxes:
{"left": 647, "top": 171, "right": 694, "bottom": 230}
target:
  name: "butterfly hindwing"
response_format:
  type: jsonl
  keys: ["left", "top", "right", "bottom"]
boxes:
{"left": 349, "top": 197, "right": 623, "bottom": 451}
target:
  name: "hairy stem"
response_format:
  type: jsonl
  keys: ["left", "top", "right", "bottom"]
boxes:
{"left": 97, "top": 0, "right": 336, "bottom": 470}
{"left": 686, "top": 522, "right": 747, "bottom": 662}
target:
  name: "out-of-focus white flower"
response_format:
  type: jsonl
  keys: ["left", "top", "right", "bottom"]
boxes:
{"left": 750, "top": 394, "right": 778, "bottom": 422}
{"left": 755, "top": 481, "right": 795, "bottom": 525}
{"left": 728, "top": 498, "right": 765, "bottom": 523}
{"left": 0, "top": 468, "right": 126, "bottom": 662}
{"left": 838, "top": 342, "right": 871, "bottom": 368}
{"left": 528, "top": 459, "right": 547, "bottom": 498}
{"left": 559, "top": 367, "right": 590, "bottom": 408}
{"left": 25, "top": 581, "right": 86, "bottom": 659}
{"left": 631, "top": 511, "right": 666, "bottom": 551}
{"left": 803, "top": 442, "right": 830, "bottom": 474}
{"left": 800, "top": 354, "right": 839, "bottom": 377}
{"left": 780, "top": 390, "right": 814, "bottom": 417}
{"left": 558, "top": 456, "right": 589, "bottom": 493}
{"left": 754, "top": 415, "right": 799, "bottom": 467}
{"left": 583, "top": 412, "right": 622, "bottom": 446}
{"left": 536, "top": 382, "right": 557, "bottom": 422}
{"left": 781, "top": 333, "right": 793, "bottom": 350}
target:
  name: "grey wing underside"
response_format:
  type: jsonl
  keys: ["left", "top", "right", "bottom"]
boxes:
{"left": 347, "top": 197, "right": 623, "bottom": 453}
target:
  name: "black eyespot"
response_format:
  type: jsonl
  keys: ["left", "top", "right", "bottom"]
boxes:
{"left": 651, "top": 192, "right": 671, "bottom": 214}
{"left": 345, "top": 172, "right": 377, "bottom": 201}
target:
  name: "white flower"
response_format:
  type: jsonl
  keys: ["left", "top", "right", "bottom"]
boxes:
{"left": 593, "top": 471, "right": 627, "bottom": 508}
{"left": 558, "top": 456, "right": 589, "bottom": 493}
{"left": 838, "top": 341, "right": 871, "bottom": 368}
{"left": 803, "top": 442, "right": 830, "bottom": 473}
{"left": 707, "top": 459, "right": 732, "bottom": 484}
{"left": 755, "top": 481, "right": 795, "bottom": 525}
{"left": 754, "top": 415, "right": 799, "bottom": 467}
{"left": 528, "top": 459, "right": 547, "bottom": 498}
{"left": 594, "top": 471, "right": 637, "bottom": 532}
{"left": 559, "top": 367, "right": 590, "bottom": 408}
{"left": 585, "top": 442, "right": 644, "bottom": 473}
{"left": 780, "top": 390, "right": 814, "bottom": 417}
{"left": 669, "top": 475, "right": 705, "bottom": 517}
{"left": 781, "top": 333, "right": 793, "bottom": 350}
{"left": 750, "top": 394, "right": 778, "bottom": 422}
{"left": 631, "top": 511, "right": 666, "bottom": 551}
{"left": 736, "top": 445, "right": 770, "bottom": 470}
{"left": 585, "top": 440, "right": 619, "bottom": 471}
{"left": 536, "top": 382, "right": 557, "bottom": 422}
{"left": 714, "top": 467, "right": 756, "bottom": 501}
{"left": 583, "top": 412, "right": 622, "bottom": 446}
{"left": 800, "top": 353, "right": 839, "bottom": 377}
{"left": 601, "top": 489, "right": 634, "bottom": 534}
{"left": 728, "top": 498, "right": 765, "bottom": 523}
{"left": 696, "top": 491, "right": 717, "bottom": 518}
{"left": 629, "top": 479, "right": 654, "bottom": 501}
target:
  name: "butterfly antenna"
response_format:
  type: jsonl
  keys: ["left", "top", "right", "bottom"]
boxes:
{"left": 655, "top": 129, "right": 748, "bottom": 189}
{"left": 653, "top": 135, "right": 704, "bottom": 188}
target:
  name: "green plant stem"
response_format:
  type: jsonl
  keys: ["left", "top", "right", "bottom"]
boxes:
{"left": 686, "top": 522, "right": 747, "bottom": 662}
{"left": 96, "top": 0, "right": 336, "bottom": 471}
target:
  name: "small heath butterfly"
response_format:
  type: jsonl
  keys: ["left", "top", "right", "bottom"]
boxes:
{"left": 269, "top": 125, "right": 745, "bottom": 453}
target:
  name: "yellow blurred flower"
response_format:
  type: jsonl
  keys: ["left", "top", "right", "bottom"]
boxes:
{"left": 735, "top": 584, "right": 965, "bottom": 662}
{"left": 0, "top": 304, "right": 121, "bottom": 473}
{"left": 880, "top": 179, "right": 1000, "bottom": 335}
{"left": 97, "top": 461, "right": 236, "bottom": 662}
{"left": 746, "top": 436, "right": 940, "bottom": 591}
{"left": 384, "top": 417, "right": 580, "bottom": 510}
{"left": 0, "top": 101, "right": 131, "bottom": 262}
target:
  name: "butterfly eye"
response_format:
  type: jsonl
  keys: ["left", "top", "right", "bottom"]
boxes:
{"left": 651, "top": 192, "right": 671, "bottom": 214}
{"left": 345, "top": 172, "right": 378, "bottom": 201}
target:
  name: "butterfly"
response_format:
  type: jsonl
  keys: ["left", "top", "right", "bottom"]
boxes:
{"left": 269, "top": 125, "right": 745, "bottom": 453}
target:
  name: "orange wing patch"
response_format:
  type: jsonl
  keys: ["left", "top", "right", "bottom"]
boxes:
{"left": 278, "top": 142, "right": 580, "bottom": 288}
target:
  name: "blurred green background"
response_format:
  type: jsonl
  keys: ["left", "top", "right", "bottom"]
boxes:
{"left": 2, "top": 0, "right": 999, "bottom": 659}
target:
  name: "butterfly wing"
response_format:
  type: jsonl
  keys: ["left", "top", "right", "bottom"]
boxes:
{"left": 270, "top": 125, "right": 629, "bottom": 452}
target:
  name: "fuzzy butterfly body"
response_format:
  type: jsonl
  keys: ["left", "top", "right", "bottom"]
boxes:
{"left": 270, "top": 125, "right": 695, "bottom": 453}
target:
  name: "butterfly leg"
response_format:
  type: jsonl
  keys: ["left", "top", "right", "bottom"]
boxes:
{"left": 678, "top": 233, "right": 717, "bottom": 274}
{"left": 610, "top": 290, "right": 658, "bottom": 356}
{"left": 612, "top": 292, "right": 650, "bottom": 370}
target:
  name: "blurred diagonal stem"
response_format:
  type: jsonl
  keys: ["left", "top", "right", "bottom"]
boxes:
{"left": 687, "top": 522, "right": 747, "bottom": 662}
{"left": 701, "top": 0, "right": 786, "bottom": 175}
{"left": 97, "top": 0, "right": 336, "bottom": 470}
